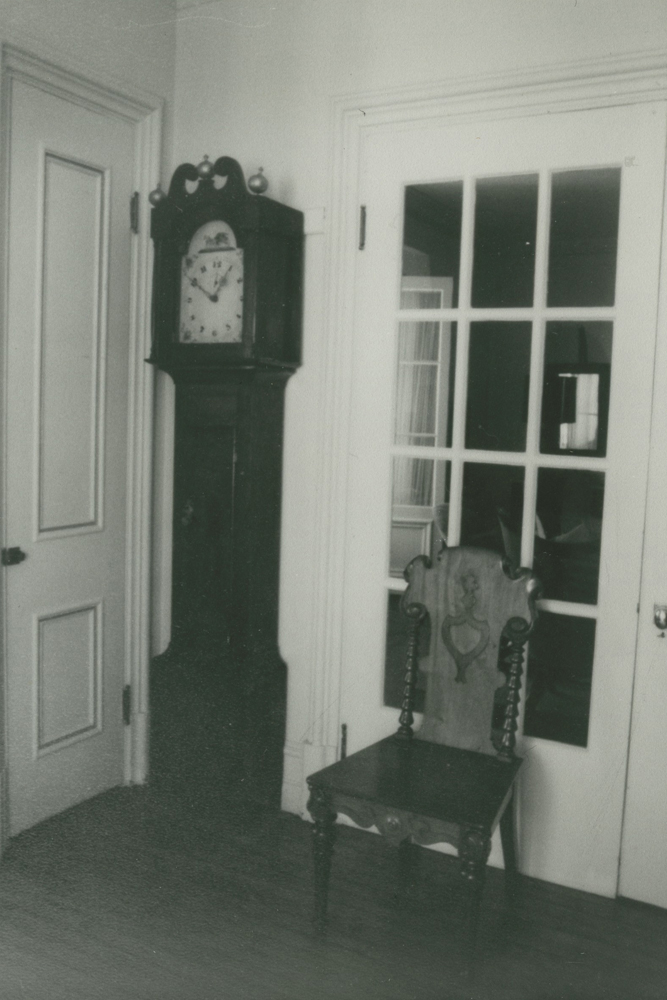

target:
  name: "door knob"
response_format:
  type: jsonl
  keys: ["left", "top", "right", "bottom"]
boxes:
{"left": 1, "top": 546, "right": 27, "bottom": 566}
{"left": 653, "top": 604, "right": 667, "bottom": 630}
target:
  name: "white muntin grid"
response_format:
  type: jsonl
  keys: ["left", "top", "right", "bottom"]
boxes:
{"left": 387, "top": 167, "right": 615, "bottom": 638}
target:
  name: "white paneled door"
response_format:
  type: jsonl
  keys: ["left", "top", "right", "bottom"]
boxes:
{"left": 340, "top": 103, "right": 667, "bottom": 897}
{"left": 5, "top": 80, "right": 135, "bottom": 834}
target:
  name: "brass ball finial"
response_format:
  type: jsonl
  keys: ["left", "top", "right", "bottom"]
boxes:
{"left": 248, "top": 167, "right": 269, "bottom": 195}
{"left": 196, "top": 154, "right": 214, "bottom": 179}
{"left": 148, "top": 184, "right": 166, "bottom": 206}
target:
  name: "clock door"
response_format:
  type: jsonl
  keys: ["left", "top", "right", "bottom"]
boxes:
{"left": 4, "top": 81, "right": 136, "bottom": 834}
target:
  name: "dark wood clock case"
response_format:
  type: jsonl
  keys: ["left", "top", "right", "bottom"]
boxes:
{"left": 150, "top": 155, "right": 302, "bottom": 376}
{"left": 149, "top": 158, "right": 304, "bottom": 805}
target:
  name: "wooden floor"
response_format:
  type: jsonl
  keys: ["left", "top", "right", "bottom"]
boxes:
{"left": 1, "top": 660, "right": 666, "bottom": 999}
{"left": 1, "top": 781, "right": 666, "bottom": 999}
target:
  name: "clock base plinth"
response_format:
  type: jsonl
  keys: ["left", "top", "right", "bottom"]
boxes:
{"left": 150, "top": 640, "right": 286, "bottom": 810}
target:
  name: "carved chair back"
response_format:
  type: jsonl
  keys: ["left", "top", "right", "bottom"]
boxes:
{"left": 398, "top": 547, "right": 539, "bottom": 759}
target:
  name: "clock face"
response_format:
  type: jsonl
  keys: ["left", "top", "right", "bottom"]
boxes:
{"left": 179, "top": 221, "right": 244, "bottom": 343}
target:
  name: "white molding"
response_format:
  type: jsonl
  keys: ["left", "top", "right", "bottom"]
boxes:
{"left": 0, "top": 767, "right": 7, "bottom": 850}
{"left": 333, "top": 47, "right": 667, "bottom": 128}
{"left": 1, "top": 40, "right": 163, "bottom": 122}
{"left": 293, "top": 50, "right": 667, "bottom": 816}
{"left": 0, "top": 43, "right": 162, "bottom": 815}
{"left": 304, "top": 207, "right": 326, "bottom": 236}
{"left": 128, "top": 710, "right": 150, "bottom": 786}
{"left": 281, "top": 739, "right": 338, "bottom": 819}
{"left": 150, "top": 371, "right": 175, "bottom": 659}
{"left": 0, "top": 49, "right": 12, "bottom": 857}
{"left": 124, "top": 92, "right": 162, "bottom": 786}
{"left": 280, "top": 739, "right": 308, "bottom": 817}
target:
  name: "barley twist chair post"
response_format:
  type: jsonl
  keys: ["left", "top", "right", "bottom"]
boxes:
{"left": 396, "top": 602, "right": 427, "bottom": 741}
{"left": 497, "top": 616, "right": 531, "bottom": 762}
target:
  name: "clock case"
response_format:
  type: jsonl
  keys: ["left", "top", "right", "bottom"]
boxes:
{"left": 149, "top": 156, "right": 303, "bottom": 380}
{"left": 149, "top": 158, "right": 304, "bottom": 806}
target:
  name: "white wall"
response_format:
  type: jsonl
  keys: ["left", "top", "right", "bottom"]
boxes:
{"left": 169, "top": 0, "right": 667, "bottom": 814}
{"left": 172, "top": 0, "right": 667, "bottom": 199}
{"left": 0, "top": 0, "right": 176, "bottom": 173}
{"left": 0, "top": 0, "right": 175, "bottom": 98}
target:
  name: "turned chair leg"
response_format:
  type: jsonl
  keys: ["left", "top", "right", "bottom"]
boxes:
{"left": 307, "top": 786, "right": 337, "bottom": 934}
{"left": 459, "top": 827, "right": 491, "bottom": 980}
{"left": 499, "top": 792, "right": 520, "bottom": 904}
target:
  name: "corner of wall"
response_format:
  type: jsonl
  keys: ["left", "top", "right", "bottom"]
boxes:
{"left": 0, "top": 765, "right": 8, "bottom": 853}
{"left": 281, "top": 738, "right": 339, "bottom": 818}
{"left": 281, "top": 740, "right": 308, "bottom": 817}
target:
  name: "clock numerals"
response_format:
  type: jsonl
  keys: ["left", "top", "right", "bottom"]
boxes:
{"left": 179, "top": 222, "right": 244, "bottom": 344}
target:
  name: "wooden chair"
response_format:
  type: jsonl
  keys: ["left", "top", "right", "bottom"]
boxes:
{"left": 306, "top": 546, "right": 540, "bottom": 974}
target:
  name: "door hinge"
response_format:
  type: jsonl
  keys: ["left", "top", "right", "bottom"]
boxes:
{"left": 122, "top": 684, "right": 132, "bottom": 725}
{"left": 358, "top": 205, "right": 366, "bottom": 250}
{"left": 340, "top": 722, "right": 348, "bottom": 760}
{"left": 130, "top": 191, "right": 140, "bottom": 234}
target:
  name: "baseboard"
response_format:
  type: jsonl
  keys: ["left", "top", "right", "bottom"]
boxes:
{"left": 281, "top": 739, "right": 338, "bottom": 818}
{"left": 281, "top": 739, "right": 307, "bottom": 817}
{"left": 125, "top": 710, "right": 149, "bottom": 785}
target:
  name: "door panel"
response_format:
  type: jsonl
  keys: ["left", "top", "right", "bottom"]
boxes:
{"left": 39, "top": 154, "right": 106, "bottom": 531}
{"left": 342, "top": 103, "right": 667, "bottom": 895}
{"left": 5, "top": 80, "right": 135, "bottom": 834}
{"left": 38, "top": 604, "right": 101, "bottom": 749}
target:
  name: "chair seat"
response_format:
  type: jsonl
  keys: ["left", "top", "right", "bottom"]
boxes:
{"left": 308, "top": 736, "right": 522, "bottom": 846}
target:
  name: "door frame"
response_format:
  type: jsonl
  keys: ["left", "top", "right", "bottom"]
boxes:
{"left": 291, "top": 50, "right": 667, "bottom": 814}
{"left": 0, "top": 42, "right": 163, "bottom": 848}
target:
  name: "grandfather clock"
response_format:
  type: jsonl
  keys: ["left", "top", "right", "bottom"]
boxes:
{"left": 149, "top": 156, "right": 303, "bottom": 799}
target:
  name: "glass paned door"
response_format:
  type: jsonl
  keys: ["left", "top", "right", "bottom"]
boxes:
{"left": 341, "top": 102, "right": 667, "bottom": 896}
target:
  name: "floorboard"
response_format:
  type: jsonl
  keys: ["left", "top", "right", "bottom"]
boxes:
{"left": 1, "top": 660, "right": 665, "bottom": 999}
{"left": 2, "top": 779, "right": 666, "bottom": 1000}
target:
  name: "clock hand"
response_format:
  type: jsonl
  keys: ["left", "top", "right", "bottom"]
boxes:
{"left": 189, "top": 275, "right": 219, "bottom": 302}
{"left": 213, "top": 264, "right": 234, "bottom": 294}
{"left": 187, "top": 259, "right": 233, "bottom": 302}
{"left": 194, "top": 266, "right": 233, "bottom": 304}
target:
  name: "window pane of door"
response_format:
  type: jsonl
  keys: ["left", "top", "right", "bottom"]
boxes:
{"left": 395, "top": 321, "right": 457, "bottom": 447}
{"left": 390, "top": 458, "right": 450, "bottom": 576}
{"left": 460, "top": 462, "right": 525, "bottom": 559}
{"left": 547, "top": 168, "right": 621, "bottom": 307}
{"left": 541, "top": 322, "right": 613, "bottom": 457}
{"left": 471, "top": 174, "right": 538, "bottom": 307}
{"left": 466, "top": 321, "right": 531, "bottom": 451}
{"left": 534, "top": 468, "right": 605, "bottom": 605}
{"left": 402, "top": 181, "right": 463, "bottom": 307}
{"left": 525, "top": 611, "right": 596, "bottom": 747}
